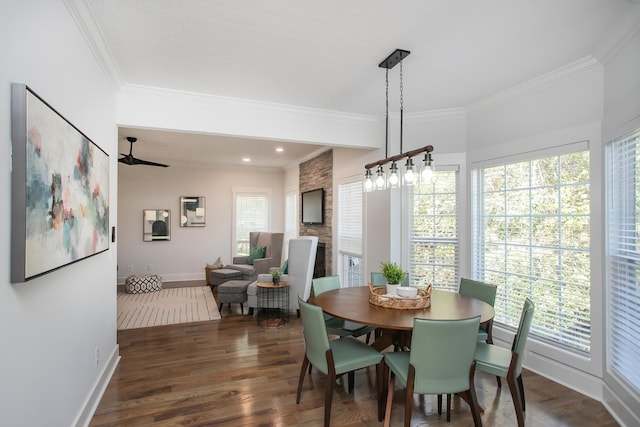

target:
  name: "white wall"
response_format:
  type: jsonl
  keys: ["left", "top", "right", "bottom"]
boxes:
{"left": 118, "top": 165, "right": 285, "bottom": 282}
{"left": 601, "top": 10, "right": 640, "bottom": 426}
{"left": 0, "top": 1, "right": 119, "bottom": 426}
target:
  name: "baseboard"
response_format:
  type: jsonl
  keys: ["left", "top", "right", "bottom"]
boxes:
{"left": 603, "top": 380, "right": 640, "bottom": 427}
{"left": 74, "top": 344, "right": 120, "bottom": 427}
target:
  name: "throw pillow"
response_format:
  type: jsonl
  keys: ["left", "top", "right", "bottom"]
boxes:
{"left": 281, "top": 259, "right": 288, "bottom": 274}
{"left": 247, "top": 246, "right": 266, "bottom": 265}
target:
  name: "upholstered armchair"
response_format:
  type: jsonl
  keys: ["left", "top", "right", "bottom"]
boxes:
{"left": 225, "top": 232, "right": 284, "bottom": 282}
{"left": 247, "top": 236, "right": 318, "bottom": 315}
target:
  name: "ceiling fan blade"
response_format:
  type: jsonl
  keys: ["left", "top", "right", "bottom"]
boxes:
{"left": 119, "top": 137, "right": 169, "bottom": 167}
{"left": 118, "top": 155, "right": 134, "bottom": 165}
{"left": 130, "top": 157, "right": 169, "bottom": 168}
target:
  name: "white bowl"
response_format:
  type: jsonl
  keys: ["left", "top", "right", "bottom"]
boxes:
{"left": 396, "top": 286, "right": 418, "bottom": 298}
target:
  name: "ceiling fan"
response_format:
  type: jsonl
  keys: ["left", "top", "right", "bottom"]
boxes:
{"left": 118, "top": 137, "right": 169, "bottom": 167}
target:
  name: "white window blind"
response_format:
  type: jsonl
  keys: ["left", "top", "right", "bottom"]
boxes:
{"left": 339, "top": 180, "right": 363, "bottom": 287}
{"left": 234, "top": 192, "right": 269, "bottom": 256}
{"left": 606, "top": 129, "right": 640, "bottom": 393}
{"left": 409, "top": 168, "right": 459, "bottom": 292}
{"left": 472, "top": 149, "right": 591, "bottom": 353}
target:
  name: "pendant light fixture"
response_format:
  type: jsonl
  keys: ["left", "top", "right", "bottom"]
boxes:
{"left": 363, "top": 49, "right": 435, "bottom": 192}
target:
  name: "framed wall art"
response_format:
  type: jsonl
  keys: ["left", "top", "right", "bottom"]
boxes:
{"left": 11, "top": 84, "right": 110, "bottom": 282}
{"left": 180, "top": 196, "right": 205, "bottom": 227}
{"left": 143, "top": 209, "right": 171, "bottom": 241}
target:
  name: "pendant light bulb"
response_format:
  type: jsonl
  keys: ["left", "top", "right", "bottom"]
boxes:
{"left": 375, "top": 165, "right": 386, "bottom": 190}
{"left": 388, "top": 162, "right": 400, "bottom": 188}
{"left": 404, "top": 158, "right": 416, "bottom": 185}
{"left": 421, "top": 152, "right": 435, "bottom": 184}
{"left": 364, "top": 169, "right": 374, "bottom": 192}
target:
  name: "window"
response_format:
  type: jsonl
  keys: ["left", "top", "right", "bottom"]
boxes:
{"left": 233, "top": 191, "right": 269, "bottom": 256}
{"left": 409, "top": 168, "right": 460, "bottom": 291}
{"left": 339, "top": 180, "right": 362, "bottom": 287}
{"left": 606, "top": 129, "right": 640, "bottom": 393}
{"left": 472, "top": 145, "right": 591, "bottom": 353}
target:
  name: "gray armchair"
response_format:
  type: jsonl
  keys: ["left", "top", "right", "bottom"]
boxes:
{"left": 225, "top": 232, "right": 284, "bottom": 282}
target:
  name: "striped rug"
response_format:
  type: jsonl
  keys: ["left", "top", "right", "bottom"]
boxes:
{"left": 117, "top": 286, "right": 221, "bottom": 330}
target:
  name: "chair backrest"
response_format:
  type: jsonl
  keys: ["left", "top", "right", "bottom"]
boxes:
{"left": 512, "top": 298, "right": 535, "bottom": 376}
{"left": 288, "top": 236, "right": 318, "bottom": 310}
{"left": 409, "top": 316, "right": 481, "bottom": 394}
{"left": 371, "top": 271, "right": 409, "bottom": 286}
{"left": 250, "top": 231, "right": 284, "bottom": 263}
{"left": 458, "top": 278, "right": 498, "bottom": 307}
{"left": 371, "top": 272, "right": 385, "bottom": 286}
{"left": 313, "top": 276, "right": 341, "bottom": 296}
{"left": 298, "top": 297, "right": 331, "bottom": 374}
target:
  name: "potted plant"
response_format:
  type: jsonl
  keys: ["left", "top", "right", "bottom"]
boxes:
{"left": 271, "top": 269, "right": 282, "bottom": 284}
{"left": 380, "top": 261, "right": 407, "bottom": 295}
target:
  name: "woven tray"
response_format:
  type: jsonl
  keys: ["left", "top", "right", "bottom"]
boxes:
{"left": 368, "top": 282, "right": 432, "bottom": 310}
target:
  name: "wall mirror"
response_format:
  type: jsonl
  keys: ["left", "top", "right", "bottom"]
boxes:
{"left": 143, "top": 209, "right": 171, "bottom": 241}
{"left": 180, "top": 196, "right": 205, "bottom": 227}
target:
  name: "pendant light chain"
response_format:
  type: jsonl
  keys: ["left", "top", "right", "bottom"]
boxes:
{"left": 399, "top": 59, "right": 404, "bottom": 155}
{"left": 385, "top": 67, "right": 389, "bottom": 159}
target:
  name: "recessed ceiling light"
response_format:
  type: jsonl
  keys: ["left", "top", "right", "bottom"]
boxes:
{"left": 276, "top": 147, "right": 284, "bottom": 152}
{"left": 242, "top": 157, "right": 251, "bottom": 162}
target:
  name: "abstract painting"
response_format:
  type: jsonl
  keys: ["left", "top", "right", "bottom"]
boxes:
{"left": 11, "top": 84, "right": 110, "bottom": 282}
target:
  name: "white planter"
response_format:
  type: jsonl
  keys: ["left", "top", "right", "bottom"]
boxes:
{"left": 386, "top": 284, "right": 400, "bottom": 295}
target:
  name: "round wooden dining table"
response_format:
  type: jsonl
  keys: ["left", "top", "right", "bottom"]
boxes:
{"left": 314, "top": 286, "right": 495, "bottom": 351}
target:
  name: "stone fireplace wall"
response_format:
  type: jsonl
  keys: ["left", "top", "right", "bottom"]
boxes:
{"left": 299, "top": 149, "right": 333, "bottom": 275}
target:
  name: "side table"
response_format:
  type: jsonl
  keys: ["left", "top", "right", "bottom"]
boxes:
{"left": 256, "top": 281, "right": 290, "bottom": 328}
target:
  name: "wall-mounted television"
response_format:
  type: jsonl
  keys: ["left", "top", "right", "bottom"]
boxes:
{"left": 301, "top": 188, "right": 324, "bottom": 225}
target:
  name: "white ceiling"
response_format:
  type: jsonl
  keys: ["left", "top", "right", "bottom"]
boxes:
{"left": 85, "top": 0, "right": 633, "bottom": 168}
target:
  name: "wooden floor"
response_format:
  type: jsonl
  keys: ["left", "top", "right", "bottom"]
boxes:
{"left": 91, "top": 301, "right": 619, "bottom": 426}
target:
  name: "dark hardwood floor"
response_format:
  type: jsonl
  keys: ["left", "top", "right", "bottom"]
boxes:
{"left": 91, "top": 297, "right": 618, "bottom": 426}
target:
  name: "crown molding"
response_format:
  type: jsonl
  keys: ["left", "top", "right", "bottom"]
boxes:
{"left": 119, "top": 84, "right": 378, "bottom": 124}
{"left": 593, "top": 2, "right": 640, "bottom": 65}
{"left": 465, "top": 56, "right": 602, "bottom": 117}
{"left": 405, "top": 107, "right": 467, "bottom": 122}
{"left": 64, "top": 0, "right": 124, "bottom": 91}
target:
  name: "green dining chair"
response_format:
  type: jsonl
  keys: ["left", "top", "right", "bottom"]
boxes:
{"left": 382, "top": 316, "right": 483, "bottom": 427}
{"left": 371, "top": 271, "right": 409, "bottom": 286}
{"left": 458, "top": 278, "right": 498, "bottom": 344}
{"left": 296, "top": 297, "right": 383, "bottom": 427}
{"left": 474, "top": 298, "right": 535, "bottom": 427}
{"left": 371, "top": 271, "right": 386, "bottom": 285}
{"left": 313, "top": 276, "right": 375, "bottom": 345}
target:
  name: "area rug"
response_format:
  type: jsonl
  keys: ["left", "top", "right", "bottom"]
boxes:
{"left": 117, "top": 286, "right": 221, "bottom": 330}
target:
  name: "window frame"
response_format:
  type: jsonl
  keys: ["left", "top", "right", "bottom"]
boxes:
{"left": 338, "top": 177, "right": 363, "bottom": 287}
{"left": 231, "top": 187, "right": 271, "bottom": 257}
{"left": 407, "top": 164, "right": 461, "bottom": 291}
{"left": 471, "top": 141, "right": 592, "bottom": 354}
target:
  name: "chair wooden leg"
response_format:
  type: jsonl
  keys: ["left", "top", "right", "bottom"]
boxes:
{"left": 296, "top": 356, "right": 309, "bottom": 404}
{"left": 437, "top": 394, "right": 442, "bottom": 415}
{"left": 517, "top": 374, "right": 526, "bottom": 411}
{"left": 366, "top": 331, "right": 372, "bottom": 344}
{"left": 404, "top": 368, "right": 415, "bottom": 427}
{"left": 240, "top": 303, "right": 244, "bottom": 314}
{"left": 467, "top": 362, "right": 483, "bottom": 427}
{"left": 507, "top": 371, "right": 525, "bottom": 427}
{"left": 383, "top": 372, "right": 395, "bottom": 427}
{"left": 379, "top": 362, "right": 388, "bottom": 421}
{"left": 446, "top": 393, "right": 452, "bottom": 422}
{"left": 218, "top": 303, "right": 223, "bottom": 311}
{"left": 348, "top": 371, "right": 355, "bottom": 394}
{"left": 325, "top": 372, "right": 335, "bottom": 427}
